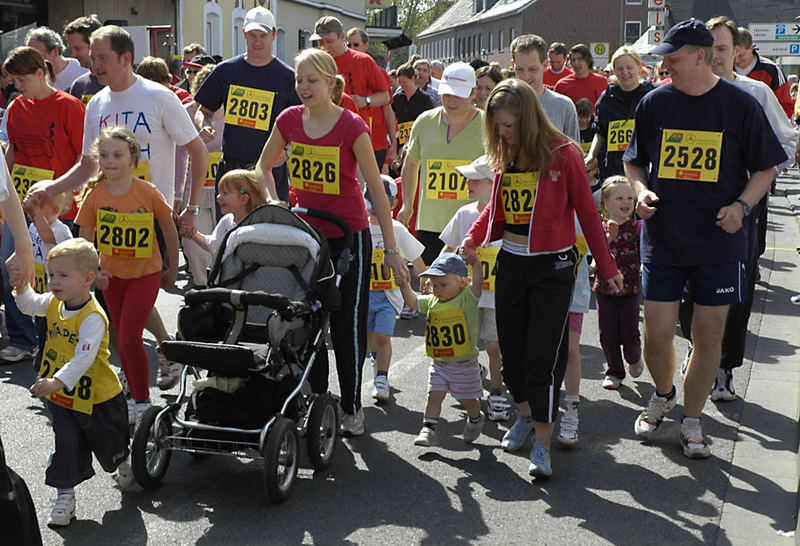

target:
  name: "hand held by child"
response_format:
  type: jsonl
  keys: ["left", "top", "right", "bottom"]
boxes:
{"left": 30, "top": 377, "right": 66, "bottom": 398}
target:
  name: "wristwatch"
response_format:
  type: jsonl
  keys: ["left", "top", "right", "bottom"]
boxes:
{"left": 384, "top": 247, "right": 399, "bottom": 255}
{"left": 365, "top": 95, "right": 372, "bottom": 107}
{"left": 735, "top": 198, "right": 751, "bottom": 216}
{"left": 185, "top": 204, "right": 200, "bottom": 214}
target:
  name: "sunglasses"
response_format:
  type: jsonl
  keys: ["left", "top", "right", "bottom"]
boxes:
{"left": 186, "top": 69, "right": 200, "bottom": 75}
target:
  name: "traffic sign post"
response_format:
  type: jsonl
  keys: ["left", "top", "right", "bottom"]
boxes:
{"left": 591, "top": 42, "right": 610, "bottom": 67}
{"left": 752, "top": 41, "right": 800, "bottom": 56}
{"left": 749, "top": 23, "right": 800, "bottom": 41}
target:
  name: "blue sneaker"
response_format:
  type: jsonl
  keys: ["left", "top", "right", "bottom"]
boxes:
{"left": 501, "top": 414, "right": 534, "bottom": 452}
{"left": 528, "top": 442, "right": 552, "bottom": 479}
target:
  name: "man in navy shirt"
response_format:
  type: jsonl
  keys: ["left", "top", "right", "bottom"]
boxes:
{"left": 194, "top": 6, "right": 299, "bottom": 202}
{"left": 623, "top": 19, "right": 785, "bottom": 459}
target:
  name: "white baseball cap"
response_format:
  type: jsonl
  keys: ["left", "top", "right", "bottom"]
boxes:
{"left": 438, "top": 62, "right": 476, "bottom": 99}
{"left": 243, "top": 7, "right": 275, "bottom": 34}
{"left": 455, "top": 155, "right": 494, "bottom": 181}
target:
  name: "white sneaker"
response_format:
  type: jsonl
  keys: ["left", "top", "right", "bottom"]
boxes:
{"left": 634, "top": 390, "right": 677, "bottom": 438}
{"left": 117, "top": 370, "right": 130, "bottom": 397}
{"left": 710, "top": 369, "right": 736, "bottom": 402}
{"left": 680, "top": 417, "right": 711, "bottom": 458}
{"left": 340, "top": 408, "right": 364, "bottom": 436}
{"left": 116, "top": 455, "right": 135, "bottom": 489}
{"left": 156, "top": 344, "right": 181, "bottom": 390}
{"left": 132, "top": 400, "right": 152, "bottom": 427}
{"left": 127, "top": 398, "right": 136, "bottom": 425}
{"left": 487, "top": 393, "right": 511, "bottom": 421}
{"left": 558, "top": 405, "right": 579, "bottom": 447}
{"left": 627, "top": 359, "right": 644, "bottom": 379}
{"left": 0, "top": 345, "right": 36, "bottom": 362}
{"left": 48, "top": 492, "right": 76, "bottom": 527}
{"left": 791, "top": 294, "right": 800, "bottom": 305}
{"left": 462, "top": 413, "right": 485, "bottom": 443}
{"left": 414, "top": 426, "right": 438, "bottom": 446}
{"left": 602, "top": 374, "right": 622, "bottom": 390}
{"left": 372, "top": 375, "right": 390, "bottom": 401}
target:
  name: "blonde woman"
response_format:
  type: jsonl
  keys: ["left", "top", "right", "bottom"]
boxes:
{"left": 255, "top": 48, "right": 406, "bottom": 436}
{"left": 585, "top": 46, "right": 656, "bottom": 180}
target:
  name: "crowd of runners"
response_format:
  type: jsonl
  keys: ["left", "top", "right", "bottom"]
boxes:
{"left": 0, "top": 6, "right": 798, "bottom": 528}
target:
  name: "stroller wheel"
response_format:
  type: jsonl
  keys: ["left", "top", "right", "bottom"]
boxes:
{"left": 263, "top": 417, "right": 298, "bottom": 503}
{"left": 306, "top": 393, "right": 338, "bottom": 471}
{"left": 131, "top": 407, "right": 173, "bottom": 489}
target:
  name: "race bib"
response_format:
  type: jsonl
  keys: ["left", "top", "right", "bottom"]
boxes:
{"left": 580, "top": 141, "right": 592, "bottom": 154}
{"left": 659, "top": 129, "right": 722, "bottom": 183}
{"left": 34, "top": 263, "right": 47, "bottom": 294}
{"left": 11, "top": 164, "right": 54, "bottom": 203}
{"left": 501, "top": 172, "right": 539, "bottom": 225}
{"left": 81, "top": 94, "right": 94, "bottom": 106}
{"left": 425, "top": 159, "right": 470, "bottom": 200}
{"left": 206, "top": 151, "right": 223, "bottom": 187}
{"left": 607, "top": 119, "right": 634, "bottom": 152}
{"left": 96, "top": 210, "right": 154, "bottom": 258}
{"left": 225, "top": 85, "right": 274, "bottom": 131}
{"left": 370, "top": 249, "right": 398, "bottom": 290}
{"left": 397, "top": 121, "right": 413, "bottom": 146}
{"left": 131, "top": 160, "right": 150, "bottom": 181}
{"left": 472, "top": 246, "right": 500, "bottom": 291}
{"left": 288, "top": 143, "right": 340, "bottom": 195}
{"left": 40, "top": 346, "right": 95, "bottom": 414}
{"left": 426, "top": 307, "right": 470, "bottom": 359}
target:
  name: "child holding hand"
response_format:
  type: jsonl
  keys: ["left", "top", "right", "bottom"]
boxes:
{"left": 16, "top": 238, "right": 131, "bottom": 528}
{"left": 190, "top": 169, "right": 266, "bottom": 254}
{"left": 76, "top": 127, "right": 179, "bottom": 425}
{"left": 594, "top": 176, "right": 643, "bottom": 389}
{"left": 27, "top": 183, "right": 74, "bottom": 295}
{"left": 365, "top": 175, "right": 426, "bottom": 402}
{"left": 440, "top": 155, "right": 509, "bottom": 421}
{"left": 399, "top": 252, "right": 485, "bottom": 446}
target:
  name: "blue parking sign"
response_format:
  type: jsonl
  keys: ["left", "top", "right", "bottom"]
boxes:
{"left": 791, "top": 43, "right": 800, "bottom": 54}
{"left": 777, "top": 24, "right": 787, "bottom": 34}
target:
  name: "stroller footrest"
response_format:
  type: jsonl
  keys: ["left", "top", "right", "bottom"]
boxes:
{"left": 160, "top": 340, "right": 256, "bottom": 376}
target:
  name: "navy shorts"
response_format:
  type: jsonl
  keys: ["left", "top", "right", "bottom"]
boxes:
{"left": 642, "top": 262, "right": 746, "bottom": 306}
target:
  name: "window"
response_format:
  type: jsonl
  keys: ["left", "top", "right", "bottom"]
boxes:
{"left": 231, "top": 4, "right": 246, "bottom": 57}
{"left": 511, "top": 27, "right": 516, "bottom": 42}
{"left": 499, "top": 30, "right": 505, "bottom": 52}
{"left": 489, "top": 31, "right": 494, "bottom": 53}
{"left": 625, "top": 21, "right": 642, "bottom": 45}
{"left": 202, "top": 1, "right": 223, "bottom": 56}
{"left": 625, "top": 0, "right": 642, "bottom": 4}
{"left": 276, "top": 28, "right": 286, "bottom": 61}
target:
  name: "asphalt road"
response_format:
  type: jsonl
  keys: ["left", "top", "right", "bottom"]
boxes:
{"left": 0, "top": 234, "right": 776, "bottom": 545}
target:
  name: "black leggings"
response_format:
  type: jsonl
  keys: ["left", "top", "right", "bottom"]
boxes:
{"left": 309, "top": 228, "right": 372, "bottom": 415}
{"left": 495, "top": 248, "right": 578, "bottom": 423}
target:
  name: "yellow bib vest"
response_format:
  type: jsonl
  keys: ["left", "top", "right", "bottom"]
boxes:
{"left": 41, "top": 296, "right": 120, "bottom": 414}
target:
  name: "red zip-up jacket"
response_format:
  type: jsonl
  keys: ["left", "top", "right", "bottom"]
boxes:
{"left": 466, "top": 140, "right": 620, "bottom": 280}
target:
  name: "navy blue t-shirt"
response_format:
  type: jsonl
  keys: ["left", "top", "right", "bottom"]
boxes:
{"left": 596, "top": 81, "right": 656, "bottom": 179}
{"left": 194, "top": 55, "right": 300, "bottom": 164}
{"left": 623, "top": 78, "right": 786, "bottom": 266}
{"left": 68, "top": 72, "right": 104, "bottom": 104}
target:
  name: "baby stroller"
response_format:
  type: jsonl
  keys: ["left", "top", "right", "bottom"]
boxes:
{"left": 130, "top": 205, "right": 351, "bottom": 503}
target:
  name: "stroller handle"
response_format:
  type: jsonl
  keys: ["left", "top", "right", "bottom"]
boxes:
{"left": 185, "top": 288, "right": 305, "bottom": 319}
{"left": 292, "top": 207, "right": 353, "bottom": 280}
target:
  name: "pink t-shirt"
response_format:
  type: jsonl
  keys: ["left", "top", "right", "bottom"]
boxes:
{"left": 275, "top": 105, "right": 370, "bottom": 238}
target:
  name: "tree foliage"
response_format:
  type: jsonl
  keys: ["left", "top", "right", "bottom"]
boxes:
{"left": 396, "top": 0, "right": 456, "bottom": 66}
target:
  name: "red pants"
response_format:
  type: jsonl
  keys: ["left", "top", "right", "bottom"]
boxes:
{"left": 103, "top": 271, "right": 161, "bottom": 401}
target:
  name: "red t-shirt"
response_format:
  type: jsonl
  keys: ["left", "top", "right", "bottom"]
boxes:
{"left": 7, "top": 90, "right": 85, "bottom": 219}
{"left": 554, "top": 72, "right": 609, "bottom": 106}
{"left": 334, "top": 48, "right": 391, "bottom": 151}
{"left": 339, "top": 92, "right": 358, "bottom": 114}
{"left": 275, "top": 105, "right": 370, "bottom": 238}
{"left": 543, "top": 67, "right": 574, "bottom": 89}
{"left": 6, "top": 89, "right": 84, "bottom": 178}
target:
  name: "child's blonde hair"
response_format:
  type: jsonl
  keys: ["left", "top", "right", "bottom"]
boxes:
{"left": 218, "top": 169, "right": 266, "bottom": 214}
{"left": 27, "top": 181, "right": 70, "bottom": 216}
{"left": 47, "top": 237, "right": 99, "bottom": 274}
{"left": 79, "top": 126, "right": 141, "bottom": 203}
{"left": 599, "top": 175, "right": 635, "bottom": 220}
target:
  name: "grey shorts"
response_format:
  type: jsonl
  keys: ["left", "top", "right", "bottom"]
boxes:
{"left": 478, "top": 308, "right": 498, "bottom": 342}
{"left": 45, "top": 392, "right": 130, "bottom": 489}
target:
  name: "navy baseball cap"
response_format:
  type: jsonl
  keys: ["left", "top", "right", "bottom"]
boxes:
{"left": 650, "top": 18, "right": 715, "bottom": 56}
{"left": 420, "top": 253, "right": 469, "bottom": 278}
